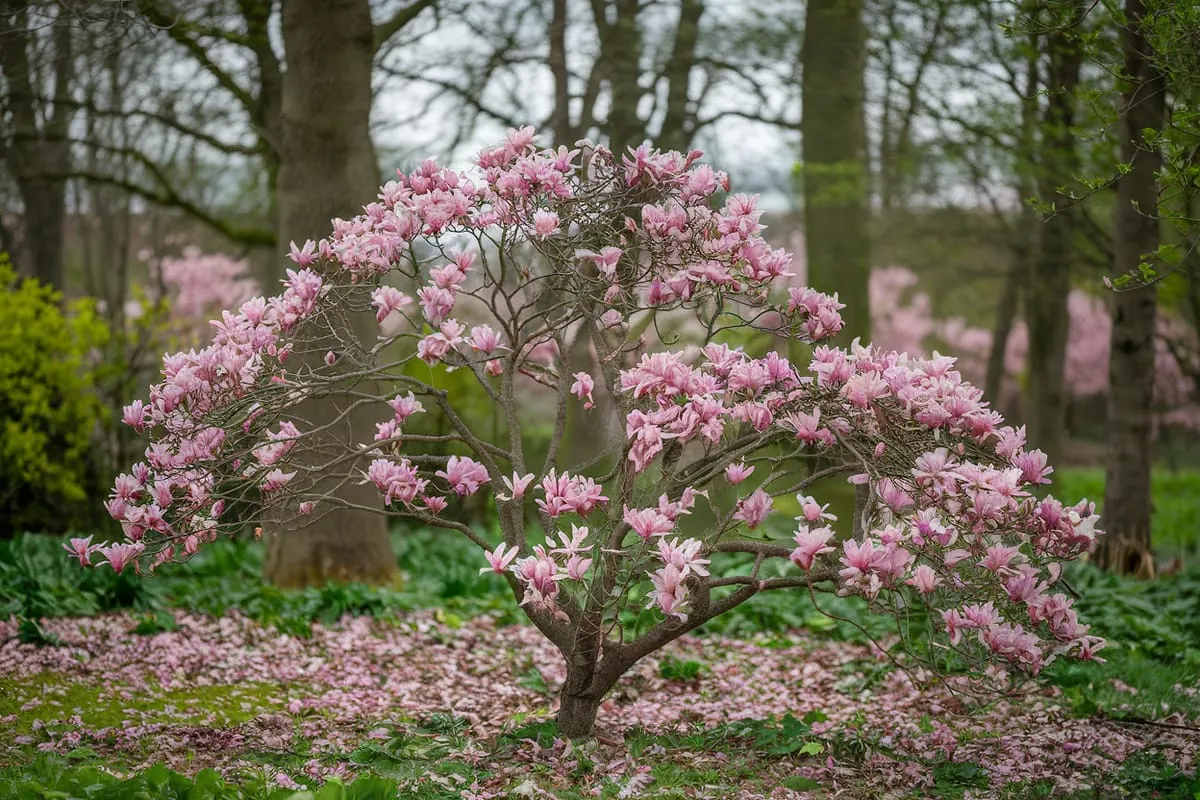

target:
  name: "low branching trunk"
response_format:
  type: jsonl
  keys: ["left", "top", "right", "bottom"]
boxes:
{"left": 557, "top": 683, "right": 604, "bottom": 739}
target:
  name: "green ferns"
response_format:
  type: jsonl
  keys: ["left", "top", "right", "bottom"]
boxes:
{"left": 0, "top": 256, "right": 108, "bottom": 534}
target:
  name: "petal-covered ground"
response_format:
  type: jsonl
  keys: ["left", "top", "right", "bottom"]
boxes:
{"left": 1, "top": 611, "right": 1196, "bottom": 799}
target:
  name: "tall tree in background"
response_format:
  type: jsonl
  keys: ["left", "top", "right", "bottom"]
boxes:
{"left": 112, "top": 0, "right": 434, "bottom": 585}
{"left": 1024, "top": 0, "right": 1083, "bottom": 467}
{"left": 260, "top": 0, "right": 398, "bottom": 587}
{"left": 801, "top": 0, "right": 870, "bottom": 343}
{"left": 1096, "top": 0, "right": 1166, "bottom": 575}
{"left": 0, "top": 1, "right": 76, "bottom": 290}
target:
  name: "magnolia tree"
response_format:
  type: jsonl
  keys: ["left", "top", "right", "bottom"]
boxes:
{"left": 73, "top": 130, "right": 1106, "bottom": 738}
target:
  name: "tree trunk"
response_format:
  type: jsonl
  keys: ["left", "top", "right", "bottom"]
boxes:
{"left": 658, "top": 0, "right": 704, "bottom": 152}
{"left": 548, "top": 0, "right": 572, "bottom": 146}
{"left": 0, "top": 2, "right": 74, "bottom": 291}
{"left": 801, "top": 0, "right": 870, "bottom": 345}
{"left": 604, "top": 0, "right": 645, "bottom": 154}
{"left": 1097, "top": 0, "right": 1165, "bottom": 575}
{"left": 1025, "top": 7, "right": 1081, "bottom": 466}
{"left": 556, "top": 687, "right": 603, "bottom": 739}
{"left": 265, "top": 0, "right": 396, "bottom": 587}
{"left": 985, "top": 266, "right": 1020, "bottom": 405}
{"left": 989, "top": 38, "right": 1040, "bottom": 409}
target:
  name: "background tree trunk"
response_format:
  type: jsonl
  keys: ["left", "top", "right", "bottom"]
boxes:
{"left": 0, "top": 2, "right": 75, "bottom": 290}
{"left": 1097, "top": 0, "right": 1165, "bottom": 576}
{"left": 987, "top": 38, "right": 1040, "bottom": 407}
{"left": 658, "top": 0, "right": 704, "bottom": 153}
{"left": 801, "top": 0, "right": 870, "bottom": 345}
{"left": 603, "top": 0, "right": 645, "bottom": 154}
{"left": 1024, "top": 5, "right": 1082, "bottom": 467}
{"left": 264, "top": 0, "right": 396, "bottom": 587}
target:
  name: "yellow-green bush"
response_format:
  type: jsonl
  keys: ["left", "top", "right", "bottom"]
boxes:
{"left": 0, "top": 257, "right": 108, "bottom": 534}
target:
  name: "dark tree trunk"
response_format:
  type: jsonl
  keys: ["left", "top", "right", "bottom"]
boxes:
{"left": 801, "top": 0, "right": 870, "bottom": 344}
{"left": 1025, "top": 6, "right": 1082, "bottom": 466}
{"left": 604, "top": 0, "right": 645, "bottom": 154}
{"left": 658, "top": 0, "right": 704, "bottom": 152}
{"left": 549, "top": 0, "right": 572, "bottom": 146}
{"left": 0, "top": 3, "right": 75, "bottom": 290}
{"left": 1097, "top": 0, "right": 1165, "bottom": 576}
{"left": 985, "top": 267, "right": 1021, "bottom": 404}
{"left": 264, "top": 0, "right": 396, "bottom": 587}
{"left": 240, "top": 0, "right": 285, "bottom": 286}
{"left": 989, "top": 40, "right": 1040, "bottom": 407}
{"left": 557, "top": 688, "right": 603, "bottom": 740}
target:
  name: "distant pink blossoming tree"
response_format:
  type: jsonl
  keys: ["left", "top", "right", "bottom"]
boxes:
{"left": 869, "top": 265, "right": 1200, "bottom": 429}
{"left": 86, "top": 130, "right": 1106, "bottom": 738}
{"left": 158, "top": 247, "right": 261, "bottom": 345}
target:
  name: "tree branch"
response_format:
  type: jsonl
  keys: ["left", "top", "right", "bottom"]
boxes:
{"left": 373, "top": 0, "right": 437, "bottom": 53}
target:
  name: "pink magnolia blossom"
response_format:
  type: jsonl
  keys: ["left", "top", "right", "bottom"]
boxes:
{"left": 498, "top": 472, "right": 535, "bottom": 502}
{"left": 532, "top": 210, "right": 560, "bottom": 238}
{"left": 796, "top": 494, "right": 837, "bottom": 524}
{"left": 421, "top": 495, "right": 448, "bottom": 514}
{"left": 906, "top": 564, "right": 942, "bottom": 595}
{"left": 571, "top": 372, "right": 595, "bottom": 409}
{"left": 260, "top": 469, "right": 296, "bottom": 492}
{"left": 480, "top": 542, "right": 518, "bottom": 574}
{"left": 724, "top": 461, "right": 755, "bottom": 484}
{"left": 388, "top": 392, "right": 424, "bottom": 422}
{"left": 657, "top": 537, "right": 710, "bottom": 577}
{"left": 99, "top": 542, "right": 145, "bottom": 574}
{"left": 63, "top": 536, "right": 102, "bottom": 567}
{"left": 577, "top": 246, "right": 622, "bottom": 278}
{"left": 790, "top": 525, "right": 835, "bottom": 570}
{"left": 732, "top": 489, "right": 772, "bottom": 530}
{"left": 371, "top": 286, "right": 411, "bottom": 323}
{"left": 469, "top": 325, "right": 505, "bottom": 355}
{"left": 435, "top": 456, "right": 490, "bottom": 497}
{"left": 648, "top": 563, "right": 689, "bottom": 619}
{"left": 623, "top": 506, "right": 676, "bottom": 539}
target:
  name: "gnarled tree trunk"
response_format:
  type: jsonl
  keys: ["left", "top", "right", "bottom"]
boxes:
{"left": 1096, "top": 0, "right": 1165, "bottom": 576}
{"left": 264, "top": 0, "right": 396, "bottom": 587}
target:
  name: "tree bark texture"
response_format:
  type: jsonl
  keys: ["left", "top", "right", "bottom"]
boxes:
{"left": 264, "top": 0, "right": 396, "bottom": 587}
{"left": 801, "top": 0, "right": 870, "bottom": 345}
{"left": 1097, "top": 0, "right": 1166, "bottom": 576}
{"left": 0, "top": 3, "right": 75, "bottom": 290}
{"left": 1025, "top": 6, "right": 1082, "bottom": 467}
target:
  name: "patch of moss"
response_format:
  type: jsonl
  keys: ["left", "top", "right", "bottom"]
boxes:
{"left": 0, "top": 672, "right": 293, "bottom": 734}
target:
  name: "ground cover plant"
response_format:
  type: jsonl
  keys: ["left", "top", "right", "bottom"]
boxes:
{"left": 92, "top": 132, "right": 1105, "bottom": 741}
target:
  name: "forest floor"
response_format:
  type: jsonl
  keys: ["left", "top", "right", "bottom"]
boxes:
{"left": 1, "top": 607, "right": 1198, "bottom": 799}
{"left": 1, "top": 469, "right": 1198, "bottom": 799}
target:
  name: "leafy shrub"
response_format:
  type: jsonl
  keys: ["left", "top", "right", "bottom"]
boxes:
{"left": 0, "top": 256, "right": 108, "bottom": 534}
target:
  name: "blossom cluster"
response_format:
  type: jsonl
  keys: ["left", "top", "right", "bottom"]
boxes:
{"left": 90, "top": 128, "right": 1104, "bottom": 680}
